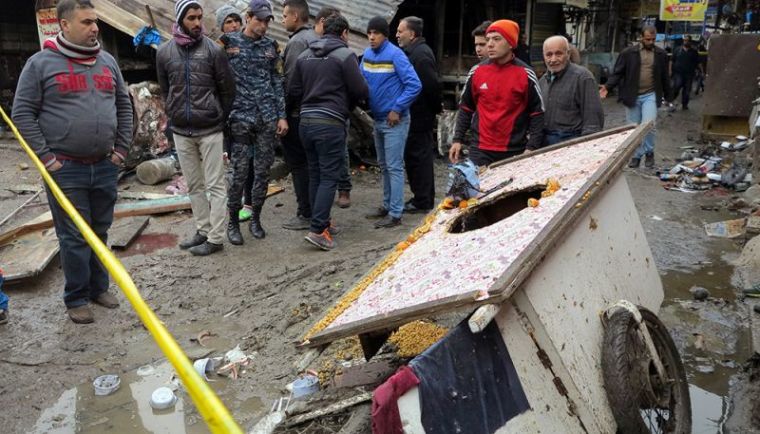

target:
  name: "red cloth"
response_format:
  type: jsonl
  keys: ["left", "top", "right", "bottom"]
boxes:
{"left": 372, "top": 365, "right": 420, "bottom": 434}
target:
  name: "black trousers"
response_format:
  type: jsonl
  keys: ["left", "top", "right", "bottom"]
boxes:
{"left": 672, "top": 73, "right": 694, "bottom": 108}
{"left": 404, "top": 129, "right": 435, "bottom": 210}
{"left": 281, "top": 115, "right": 311, "bottom": 218}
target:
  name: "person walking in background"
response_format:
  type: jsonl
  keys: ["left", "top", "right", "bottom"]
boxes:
{"left": 450, "top": 20, "right": 544, "bottom": 166}
{"left": 361, "top": 16, "right": 421, "bottom": 228}
{"left": 396, "top": 16, "right": 441, "bottom": 214}
{"left": 671, "top": 35, "right": 699, "bottom": 110}
{"left": 157, "top": 0, "right": 235, "bottom": 256}
{"left": 221, "top": 0, "right": 288, "bottom": 242}
{"left": 280, "top": 0, "right": 318, "bottom": 231}
{"left": 13, "top": 0, "right": 133, "bottom": 323}
{"left": 290, "top": 13, "right": 368, "bottom": 250}
{"left": 539, "top": 35, "right": 603, "bottom": 145}
{"left": 600, "top": 26, "right": 671, "bottom": 169}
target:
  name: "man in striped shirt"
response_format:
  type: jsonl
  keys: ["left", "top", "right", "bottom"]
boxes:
{"left": 450, "top": 20, "right": 544, "bottom": 166}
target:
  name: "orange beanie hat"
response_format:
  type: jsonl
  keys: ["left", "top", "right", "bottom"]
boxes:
{"left": 486, "top": 20, "right": 519, "bottom": 48}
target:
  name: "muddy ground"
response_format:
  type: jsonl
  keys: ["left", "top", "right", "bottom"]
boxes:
{"left": 0, "top": 95, "right": 759, "bottom": 433}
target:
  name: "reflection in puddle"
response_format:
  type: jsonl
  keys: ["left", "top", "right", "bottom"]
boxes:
{"left": 32, "top": 362, "right": 200, "bottom": 433}
{"left": 690, "top": 384, "right": 726, "bottom": 434}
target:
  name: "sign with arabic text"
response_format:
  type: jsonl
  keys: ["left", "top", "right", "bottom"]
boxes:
{"left": 660, "top": 0, "right": 708, "bottom": 21}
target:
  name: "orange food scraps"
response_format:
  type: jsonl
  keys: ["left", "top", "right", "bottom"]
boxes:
{"left": 389, "top": 321, "right": 449, "bottom": 357}
{"left": 528, "top": 198, "right": 540, "bottom": 207}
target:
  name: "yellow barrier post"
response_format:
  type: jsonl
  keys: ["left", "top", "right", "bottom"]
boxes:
{"left": 1, "top": 107, "right": 243, "bottom": 434}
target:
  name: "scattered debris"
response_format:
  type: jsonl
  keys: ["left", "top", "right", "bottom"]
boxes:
{"left": 216, "top": 345, "right": 255, "bottom": 379}
{"left": 191, "top": 330, "right": 216, "bottom": 347}
{"left": 291, "top": 373, "right": 320, "bottom": 399}
{"left": 704, "top": 218, "right": 747, "bottom": 238}
{"left": 149, "top": 387, "right": 177, "bottom": 410}
{"left": 136, "top": 156, "right": 177, "bottom": 185}
{"left": 690, "top": 286, "right": 711, "bottom": 301}
{"left": 17, "top": 162, "right": 28, "bottom": 171}
{"left": 93, "top": 374, "right": 120, "bottom": 396}
{"left": 250, "top": 396, "right": 290, "bottom": 434}
{"left": 284, "top": 391, "right": 373, "bottom": 428}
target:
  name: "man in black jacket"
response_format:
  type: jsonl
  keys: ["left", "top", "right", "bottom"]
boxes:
{"left": 671, "top": 35, "right": 699, "bottom": 110}
{"left": 396, "top": 16, "right": 442, "bottom": 213}
{"left": 600, "top": 26, "right": 670, "bottom": 169}
{"left": 290, "top": 13, "right": 369, "bottom": 250}
{"left": 156, "top": 0, "right": 235, "bottom": 255}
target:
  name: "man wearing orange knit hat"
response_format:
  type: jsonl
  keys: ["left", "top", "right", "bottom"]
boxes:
{"left": 450, "top": 19, "right": 545, "bottom": 166}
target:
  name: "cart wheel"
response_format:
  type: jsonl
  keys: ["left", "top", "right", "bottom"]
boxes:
{"left": 602, "top": 307, "right": 691, "bottom": 434}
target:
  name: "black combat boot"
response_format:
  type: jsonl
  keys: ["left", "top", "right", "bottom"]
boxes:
{"left": 227, "top": 210, "right": 244, "bottom": 245}
{"left": 249, "top": 206, "right": 266, "bottom": 239}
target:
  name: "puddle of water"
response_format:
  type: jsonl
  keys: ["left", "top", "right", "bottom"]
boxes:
{"left": 31, "top": 362, "right": 202, "bottom": 434}
{"left": 690, "top": 384, "right": 726, "bottom": 434}
{"left": 118, "top": 233, "right": 178, "bottom": 257}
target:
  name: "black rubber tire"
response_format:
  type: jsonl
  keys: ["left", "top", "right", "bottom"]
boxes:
{"left": 602, "top": 307, "right": 691, "bottom": 434}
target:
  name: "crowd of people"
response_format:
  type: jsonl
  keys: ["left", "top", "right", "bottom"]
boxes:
{"left": 8, "top": 0, "right": 695, "bottom": 324}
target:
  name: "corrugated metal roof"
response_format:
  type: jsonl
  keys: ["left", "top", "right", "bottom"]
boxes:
{"left": 91, "top": 0, "right": 403, "bottom": 55}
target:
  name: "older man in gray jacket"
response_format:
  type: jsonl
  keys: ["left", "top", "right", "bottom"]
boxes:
{"left": 13, "top": 0, "right": 132, "bottom": 323}
{"left": 156, "top": 0, "right": 235, "bottom": 256}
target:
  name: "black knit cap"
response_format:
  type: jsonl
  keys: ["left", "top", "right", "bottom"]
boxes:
{"left": 367, "top": 16, "right": 389, "bottom": 36}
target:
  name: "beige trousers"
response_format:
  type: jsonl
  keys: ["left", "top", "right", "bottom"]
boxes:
{"left": 173, "top": 131, "right": 227, "bottom": 244}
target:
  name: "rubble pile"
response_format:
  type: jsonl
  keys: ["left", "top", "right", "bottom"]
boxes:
{"left": 659, "top": 136, "right": 754, "bottom": 193}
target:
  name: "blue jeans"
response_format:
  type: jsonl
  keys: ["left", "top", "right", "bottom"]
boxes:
{"left": 544, "top": 129, "right": 581, "bottom": 146}
{"left": 46, "top": 159, "right": 118, "bottom": 308}
{"left": 300, "top": 118, "right": 347, "bottom": 233}
{"left": 374, "top": 116, "right": 410, "bottom": 218}
{"left": 0, "top": 273, "right": 7, "bottom": 310}
{"left": 625, "top": 92, "right": 657, "bottom": 158}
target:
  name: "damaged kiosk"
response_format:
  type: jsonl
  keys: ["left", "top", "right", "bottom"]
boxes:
{"left": 302, "top": 123, "right": 691, "bottom": 433}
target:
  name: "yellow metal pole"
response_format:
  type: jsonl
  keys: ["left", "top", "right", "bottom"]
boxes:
{"left": 0, "top": 107, "right": 242, "bottom": 434}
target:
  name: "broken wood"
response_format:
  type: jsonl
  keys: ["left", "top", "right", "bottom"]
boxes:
{"left": 284, "top": 391, "right": 372, "bottom": 427}
{"left": 293, "top": 346, "right": 327, "bottom": 374}
{"left": 108, "top": 216, "right": 150, "bottom": 249}
{"left": 118, "top": 191, "right": 175, "bottom": 200}
{"left": 468, "top": 304, "right": 501, "bottom": 333}
{"left": 331, "top": 358, "right": 399, "bottom": 389}
{"left": 0, "top": 190, "right": 42, "bottom": 229}
{"left": 0, "top": 227, "right": 59, "bottom": 281}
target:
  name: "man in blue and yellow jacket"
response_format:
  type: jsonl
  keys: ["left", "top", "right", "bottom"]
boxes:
{"left": 361, "top": 16, "right": 421, "bottom": 228}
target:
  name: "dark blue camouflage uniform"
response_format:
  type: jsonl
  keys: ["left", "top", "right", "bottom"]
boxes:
{"left": 220, "top": 32, "right": 286, "bottom": 212}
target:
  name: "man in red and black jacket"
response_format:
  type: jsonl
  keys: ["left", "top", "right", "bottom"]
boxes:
{"left": 450, "top": 19, "right": 544, "bottom": 166}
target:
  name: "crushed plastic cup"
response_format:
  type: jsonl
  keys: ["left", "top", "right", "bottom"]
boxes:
{"left": 150, "top": 386, "right": 177, "bottom": 410}
{"left": 136, "top": 365, "right": 155, "bottom": 376}
{"left": 292, "top": 374, "right": 320, "bottom": 399}
{"left": 93, "top": 374, "right": 121, "bottom": 396}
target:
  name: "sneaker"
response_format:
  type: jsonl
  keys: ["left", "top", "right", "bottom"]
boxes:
{"left": 189, "top": 241, "right": 224, "bottom": 256}
{"left": 365, "top": 207, "right": 389, "bottom": 219}
{"left": 305, "top": 229, "right": 336, "bottom": 251}
{"left": 0, "top": 309, "right": 7, "bottom": 325}
{"left": 92, "top": 292, "right": 119, "bottom": 309}
{"left": 374, "top": 215, "right": 401, "bottom": 228}
{"left": 337, "top": 191, "right": 351, "bottom": 208}
{"left": 282, "top": 215, "right": 310, "bottom": 230}
{"left": 327, "top": 222, "right": 341, "bottom": 236}
{"left": 179, "top": 232, "right": 207, "bottom": 250}
{"left": 644, "top": 153, "right": 655, "bottom": 169}
{"left": 628, "top": 158, "right": 641, "bottom": 168}
{"left": 67, "top": 305, "right": 94, "bottom": 324}
{"left": 238, "top": 206, "right": 253, "bottom": 222}
{"left": 404, "top": 201, "right": 432, "bottom": 214}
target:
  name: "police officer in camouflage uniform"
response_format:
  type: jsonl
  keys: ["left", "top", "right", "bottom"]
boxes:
{"left": 220, "top": 0, "right": 288, "bottom": 243}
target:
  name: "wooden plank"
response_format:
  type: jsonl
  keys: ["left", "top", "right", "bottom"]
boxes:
{"left": 118, "top": 191, "right": 175, "bottom": 200}
{"left": 0, "top": 228, "right": 59, "bottom": 281}
{"left": 108, "top": 216, "right": 150, "bottom": 249}
{"left": 305, "top": 124, "right": 650, "bottom": 347}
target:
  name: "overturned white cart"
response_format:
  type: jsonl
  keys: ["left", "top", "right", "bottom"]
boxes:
{"left": 304, "top": 124, "right": 691, "bottom": 434}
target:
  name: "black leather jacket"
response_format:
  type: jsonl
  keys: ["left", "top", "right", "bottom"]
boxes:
{"left": 156, "top": 36, "right": 236, "bottom": 136}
